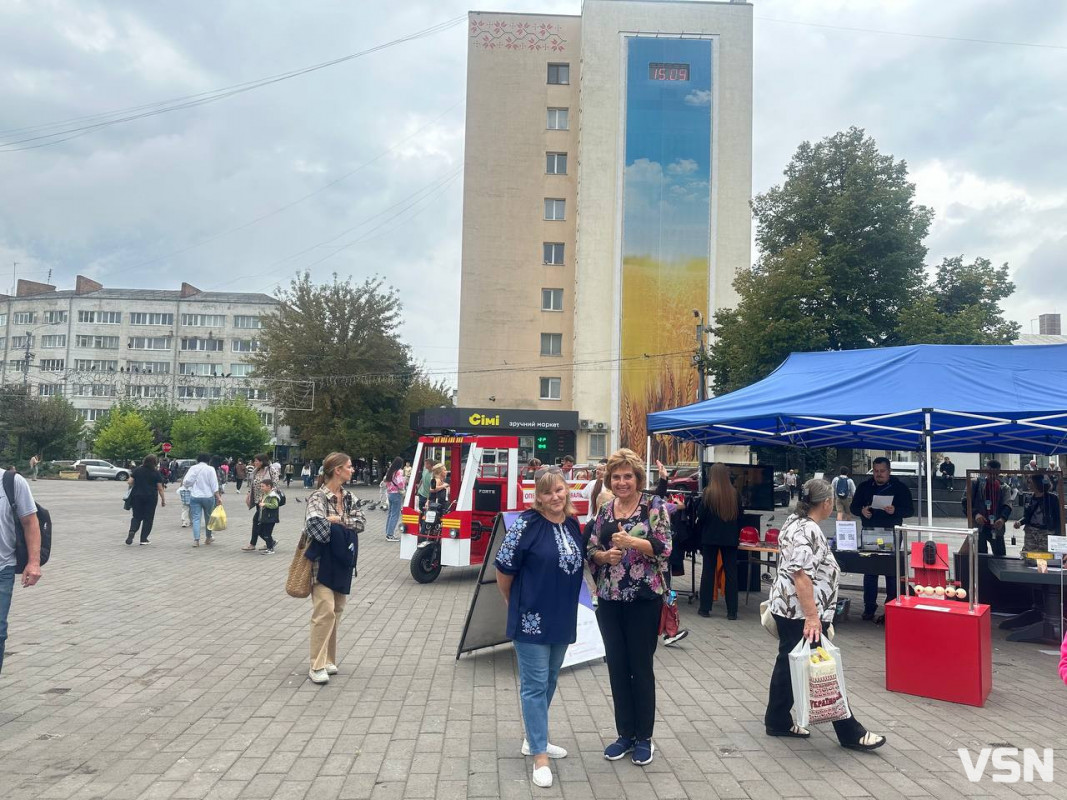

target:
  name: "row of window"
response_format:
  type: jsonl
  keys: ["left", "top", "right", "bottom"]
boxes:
{"left": 44, "top": 383, "right": 270, "bottom": 400}
{"left": 29, "top": 359, "right": 255, "bottom": 376}
{"left": 24, "top": 335, "right": 262, "bottom": 351}
{"left": 0, "top": 311, "right": 262, "bottom": 328}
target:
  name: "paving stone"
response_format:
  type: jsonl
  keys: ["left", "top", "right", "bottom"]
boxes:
{"left": 2, "top": 482, "right": 1065, "bottom": 800}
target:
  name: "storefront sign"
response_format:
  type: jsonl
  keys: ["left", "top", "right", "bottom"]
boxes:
{"left": 415, "top": 407, "right": 579, "bottom": 432}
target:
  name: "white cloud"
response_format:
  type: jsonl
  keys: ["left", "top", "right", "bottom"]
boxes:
{"left": 684, "top": 89, "right": 711, "bottom": 107}
{"left": 666, "top": 158, "right": 698, "bottom": 176}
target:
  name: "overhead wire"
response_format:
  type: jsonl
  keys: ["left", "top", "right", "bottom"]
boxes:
{"left": 0, "top": 15, "right": 467, "bottom": 152}
{"left": 106, "top": 100, "right": 464, "bottom": 276}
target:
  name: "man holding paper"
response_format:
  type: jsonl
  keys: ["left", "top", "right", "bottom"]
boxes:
{"left": 850, "top": 458, "right": 914, "bottom": 622}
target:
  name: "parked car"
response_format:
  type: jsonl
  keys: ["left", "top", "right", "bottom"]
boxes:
{"left": 666, "top": 466, "right": 700, "bottom": 493}
{"left": 170, "top": 459, "right": 196, "bottom": 482}
{"left": 73, "top": 459, "right": 130, "bottom": 481}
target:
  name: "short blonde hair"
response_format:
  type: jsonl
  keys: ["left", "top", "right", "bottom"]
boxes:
{"left": 432, "top": 463, "right": 446, "bottom": 477}
{"left": 531, "top": 470, "right": 576, "bottom": 518}
{"left": 605, "top": 448, "right": 646, "bottom": 493}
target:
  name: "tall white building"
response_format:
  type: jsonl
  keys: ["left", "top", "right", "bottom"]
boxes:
{"left": 455, "top": 0, "right": 753, "bottom": 464}
{"left": 0, "top": 275, "right": 288, "bottom": 444}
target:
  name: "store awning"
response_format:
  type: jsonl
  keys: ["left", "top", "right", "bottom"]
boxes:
{"left": 646, "top": 344, "right": 1067, "bottom": 454}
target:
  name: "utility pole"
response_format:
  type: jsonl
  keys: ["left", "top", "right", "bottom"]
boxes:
{"left": 692, "top": 310, "right": 708, "bottom": 403}
{"left": 22, "top": 330, "right": 32, "bottom": 389}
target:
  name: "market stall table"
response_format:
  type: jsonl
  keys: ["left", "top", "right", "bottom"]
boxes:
{"left": 737, "top": 542, "right": 778, "bottom": 605}
{"left": 986, "top": 557, "right": 1065, "bottom": 645}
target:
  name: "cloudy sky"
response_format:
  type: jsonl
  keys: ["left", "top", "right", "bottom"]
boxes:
{"left": 1, "top": 0, "right": 1064, "bottom": 388}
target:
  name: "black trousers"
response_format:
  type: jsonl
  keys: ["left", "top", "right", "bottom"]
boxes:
{"left": 977, "top": 524, "right": 1007, "bottom": 556}
{"left": 128, "top": 496, "right": 158, "bottom": 541}
{"left": 595, "top": 597, "right": 662, "bottom": 740}
{"left": 699, "top": 544, "right": 738, "bottom": 616}
{"left": 235, "top": 479, "right": 244, "bottom": 491}
{"left": 765, "top": 615, "right": 866, "bottom": 743}
{"left": 249, "top": 509, "right": 276, "bottom": 548}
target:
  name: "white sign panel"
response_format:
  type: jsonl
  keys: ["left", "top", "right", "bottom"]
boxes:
{"left": 835, "top": 520, "right": 858, "bottom": 551}
{"left": 561, "top": 582, "right": 605, "bottom": 669}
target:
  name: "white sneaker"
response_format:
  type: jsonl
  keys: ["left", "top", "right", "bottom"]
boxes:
{"left": 521, "top": 740, "right": 567, "bottom": 758}
{"left": 531, "top": 765, "right": 553, "bottom": 788}
{"left": 325, "top": 663, "right": 339, "bottom": 675}
{"left": 308, "top": 668, "right": 330, "bottom": 684}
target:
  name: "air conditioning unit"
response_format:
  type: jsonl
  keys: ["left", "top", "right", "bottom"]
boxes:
{"left": 579, "top": 419, "right": 591, "bottom": 430}
{"left": 595, "top": 422, "right": 606, "bottom": 431}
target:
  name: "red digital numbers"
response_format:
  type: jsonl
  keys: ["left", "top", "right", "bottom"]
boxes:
{"left": 648, "top": 62, "right": 690, "bottom": 81}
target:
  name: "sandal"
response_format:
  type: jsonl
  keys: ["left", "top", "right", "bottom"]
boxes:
{"left": 842, "top": 732, "right": 886, "bottom": 751}
{"left": 766, "top": 725, "right": 810, "bottom": 738}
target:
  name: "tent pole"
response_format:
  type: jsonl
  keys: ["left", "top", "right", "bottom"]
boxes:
{"left": 924, "top": 411, "right": 934, "bottom": 538}
{"left": 646, "top": 435, "right": 651, "bottom": 483}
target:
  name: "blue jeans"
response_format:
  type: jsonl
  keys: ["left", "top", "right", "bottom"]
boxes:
{"left": 189, "top": 496, "right": 216, "bottom": 541}
{"left": 0, "top": 565, "right": 14, "bottom": 675}
{"left": 385, "top": 492, "right": 403, "bottom": 538}
{"left": 514, "top": 641, "right": 568, "bottom": 755}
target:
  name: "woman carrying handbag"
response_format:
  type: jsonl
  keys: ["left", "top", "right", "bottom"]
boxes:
{"left": 302, "top": 452, "right": 364, "bottom": 685}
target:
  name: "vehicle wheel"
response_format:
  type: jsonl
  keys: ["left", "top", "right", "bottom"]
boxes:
{"left": 410, "top": 543, "right": 442, "bottom": 584}
{"left": 115, "top": 472, "right": 129, "bottom": 481}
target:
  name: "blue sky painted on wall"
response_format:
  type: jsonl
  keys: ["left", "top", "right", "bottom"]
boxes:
{"left": 623, "top": 37, "right": 713, "bottom": 263}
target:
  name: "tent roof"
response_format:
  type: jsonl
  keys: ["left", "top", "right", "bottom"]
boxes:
{"left": 646, "top": 344, "right": 1067, "bottom": 454}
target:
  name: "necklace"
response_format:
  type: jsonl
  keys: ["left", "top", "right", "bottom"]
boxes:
{"left": 614, "top": 496, "right": 641, "bottom": 519}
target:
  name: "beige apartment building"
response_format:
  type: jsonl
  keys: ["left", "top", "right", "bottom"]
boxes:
{"left": 456, "top": 0, "right": 752, "bottom": 465}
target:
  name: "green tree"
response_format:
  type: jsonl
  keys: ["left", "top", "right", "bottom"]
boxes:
{"left": 141, "top": 400, "right": 185, "bottom": 446}
{"left": 0, "top": 389, "right": 84, "bottom": 461}
{"left": 94, "top": 410, "right": 156, "bottom": 464}
{"left": 196, "top": 399, "right": 270, "bottom": 458}
{"left": 709, "top": 127, "right": 934, "bottom": 393}
{"left": 251, "top": 273, "right": 441, "bottom": 465}
{"left": 896, "top": 256, "right": 1021, "bottom": 344}
{"left": 170, "top": 412, "right": 203, "bottom": 457}
{"left": 82, "top": 399, "right": 139, "bottom": 453}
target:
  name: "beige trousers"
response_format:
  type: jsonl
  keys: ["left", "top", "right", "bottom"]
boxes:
{"left": 310, "top": 582, "right": 347, "bottom": 670}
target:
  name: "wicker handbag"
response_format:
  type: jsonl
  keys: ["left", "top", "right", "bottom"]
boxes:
{"left": 285, "top": 532, "right": 313, "bottom": 598}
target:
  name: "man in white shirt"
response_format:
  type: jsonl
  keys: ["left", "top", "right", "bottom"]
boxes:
{"left": 181, "top": 454, "right": 224, "bottom": 546}
{"left": 0, "top": 469, "right": 42, "bottom": 675}
{"left": 832, "top": 468, "right": 856, "bottom": 521}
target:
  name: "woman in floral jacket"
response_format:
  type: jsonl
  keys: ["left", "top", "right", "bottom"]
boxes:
{"left": 586, "top": 448, "right": 672, "bottom": 767}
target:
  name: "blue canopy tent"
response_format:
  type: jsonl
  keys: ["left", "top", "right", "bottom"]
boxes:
{"left": 647, "top": 344, "right": 1067, "bottom": 521}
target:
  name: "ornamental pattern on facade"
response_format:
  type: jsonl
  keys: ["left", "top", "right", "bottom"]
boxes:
{"left": 469, "top": 18, "right": 567, "bottom": 52}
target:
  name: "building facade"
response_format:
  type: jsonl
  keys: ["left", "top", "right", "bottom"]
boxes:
{"left": 0, "top": 275, "right": 289, "bottom": 447}
{"left": 456, "top": 0, "right": 753, "bottom": 463}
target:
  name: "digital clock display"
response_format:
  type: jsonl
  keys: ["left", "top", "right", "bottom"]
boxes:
{"left": 648, "top": 62, "right": 690, "bottom": 81}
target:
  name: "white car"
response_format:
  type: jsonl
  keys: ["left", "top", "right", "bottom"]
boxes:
{"left": 74, "top": 459, "right": 131, "bottom": 481}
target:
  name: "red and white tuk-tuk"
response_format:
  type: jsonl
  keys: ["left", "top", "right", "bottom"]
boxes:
{"left": 400, "top": 434, "right": 591, "bottom": 582}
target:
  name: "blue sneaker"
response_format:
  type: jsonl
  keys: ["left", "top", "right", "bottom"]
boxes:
{"left": 603, "top": 737, "right": 634, "bottom": 760}
{"left": 631, "top": 739, "right": 655, "bottom": 766}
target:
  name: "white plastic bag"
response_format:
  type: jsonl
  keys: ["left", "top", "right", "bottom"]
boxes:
{"left": 788, "top": 638, "right": 851, "bottom": 728}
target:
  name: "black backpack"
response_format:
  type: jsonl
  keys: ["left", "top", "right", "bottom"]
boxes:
{"left": 276, "top": 489, "right": 286, "bottom": 507}
{"left": 835, "top": 477, "right": 850, "bottom": 498}
{"left": 3, "top": 470, "right": 52, "bottom": 575}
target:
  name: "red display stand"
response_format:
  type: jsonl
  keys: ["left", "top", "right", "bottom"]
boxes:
{"left": 885, "top": 596, "right": 992, "bottom": 707}
{"left": 909, "top": 541, "right": 950, "bottom": 588}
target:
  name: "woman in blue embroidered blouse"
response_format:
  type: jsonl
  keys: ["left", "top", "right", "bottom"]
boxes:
{"left": 586, "top": 448, "right": 672, "bottom": 767}
{"left": 495, "top": 470, "right": 584, "bottom": 790}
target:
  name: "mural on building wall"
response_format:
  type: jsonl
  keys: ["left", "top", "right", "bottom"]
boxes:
{"left": 619, "top": 37, "right": 712, "bottom": 462}
{"left": 469, "top": 17, "right": 568, "bottom": 52}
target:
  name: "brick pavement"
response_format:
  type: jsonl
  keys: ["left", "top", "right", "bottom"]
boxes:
{"left": 1, "top": 479, "right": 1065, "bottom": 799}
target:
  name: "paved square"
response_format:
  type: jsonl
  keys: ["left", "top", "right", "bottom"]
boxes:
{"left": 1, "top": 479, "right": 1064, "bottom": 799}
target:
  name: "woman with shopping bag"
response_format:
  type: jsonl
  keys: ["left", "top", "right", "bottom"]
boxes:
{"left": 303, "top": 452, "right": 364, "bottom": 686}
{"left": 764, "top": 478, "right": 886, "bottom": 751}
